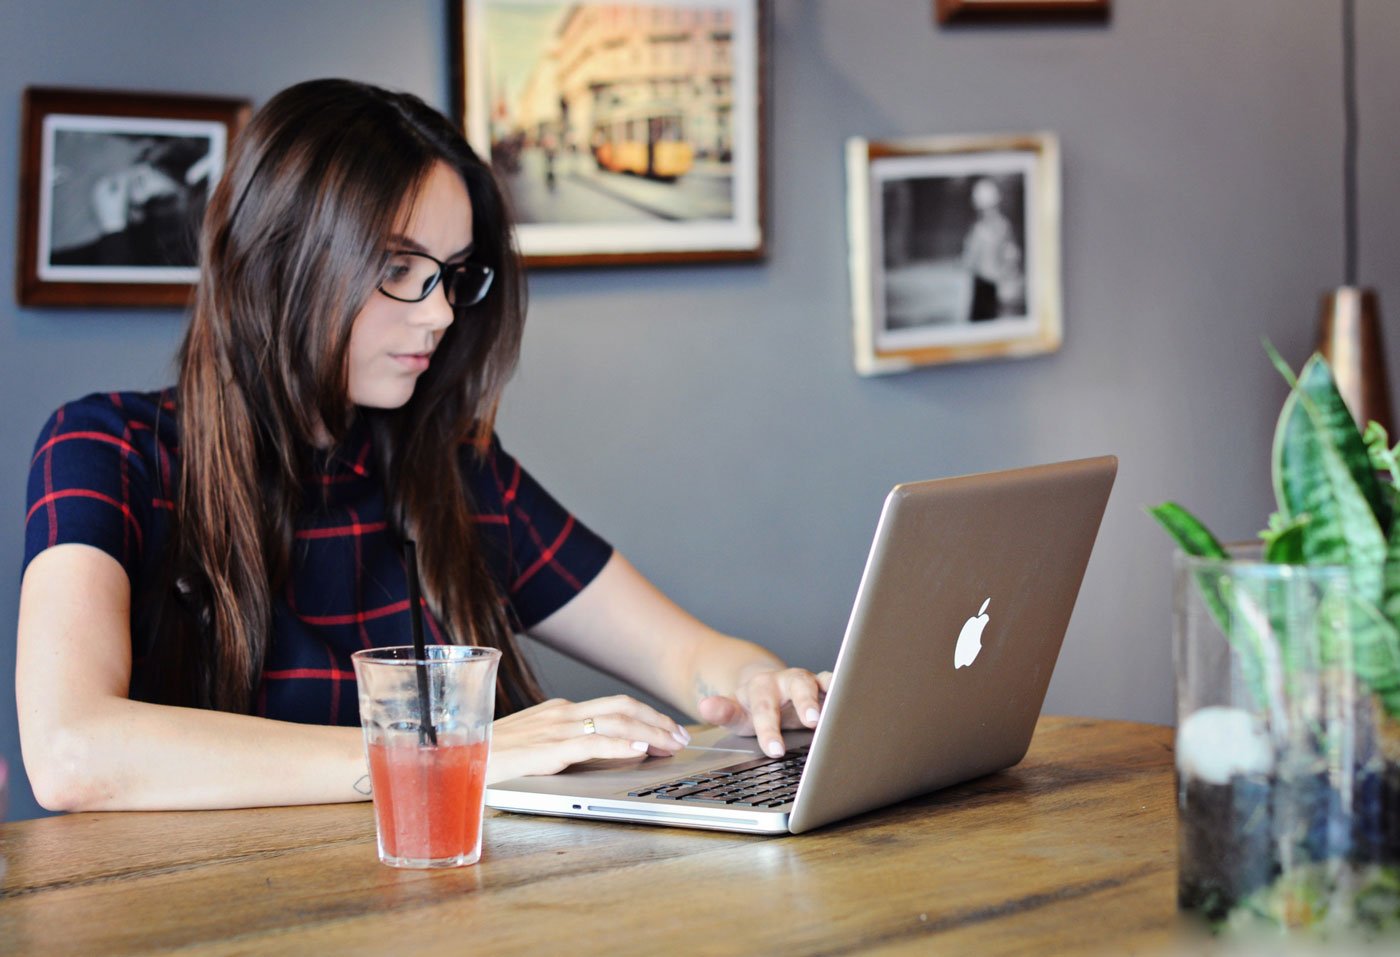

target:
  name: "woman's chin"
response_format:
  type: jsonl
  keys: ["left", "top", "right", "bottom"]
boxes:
{"left": 349, "top": 383, "right": 417, "bottom": 411}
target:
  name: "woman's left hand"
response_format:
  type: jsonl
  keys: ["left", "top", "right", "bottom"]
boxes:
{"left": 696, "top": 668, "right": 834, "bottom": 758}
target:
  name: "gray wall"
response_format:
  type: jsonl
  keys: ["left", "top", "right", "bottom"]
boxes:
{"left": 3, "top": 0, "right": 1397, "bottom": 821}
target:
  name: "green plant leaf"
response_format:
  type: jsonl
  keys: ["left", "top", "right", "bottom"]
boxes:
{"left": 1318, "top": 587, "right": 1400, "bottom": 718}
{"left": 1148, "top": 502, "right": 1227, "bottom": 559}
{"left": 1264, "top": 338, "right": 1299, "bottom": 386}
{"left": 1378, "top": 485, "right": 1400, "bottom": 649}
{"left": 1154, "top": 346, "right": 1400, "bottom": 720}
{"left": 1149, "top": 504, "right": 1270, "bottom": 707}
{"left": 1271, "top": 354, "right": 1387, "bottom": 572}
{"left": 1147, "top": 501, "right": 1229, "bottom": 644}
{"left": 1363, "top": 420, "right": 1400, "bottom": 488}
{"left": 1260, "top": 511, "right": 1309, "bottom": 564}
{"left": 1213, "top": 571, "right": 1282, "bottom": 726}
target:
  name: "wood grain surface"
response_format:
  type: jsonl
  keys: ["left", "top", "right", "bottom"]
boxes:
{"left": 0, "top": 717, "right": 1182, "bottom": 956}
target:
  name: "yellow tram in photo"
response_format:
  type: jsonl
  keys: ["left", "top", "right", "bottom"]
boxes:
{"left": 591, "top": 106, "right": 693, "bottom": 181}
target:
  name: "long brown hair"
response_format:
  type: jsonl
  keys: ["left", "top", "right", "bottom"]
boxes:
{"left": 151, "top": 79, "right": 541, "bottom": 716}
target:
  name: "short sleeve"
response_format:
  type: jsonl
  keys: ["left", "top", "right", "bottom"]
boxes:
{"left": 23, "top": 394, "right": 161, "bottom": 583}
{"left": 465, "top": 433, "right": 614, "bottom": 631}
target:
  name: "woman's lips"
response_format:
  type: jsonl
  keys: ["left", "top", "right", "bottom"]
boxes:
{"left": 391, "top": 352, "right": 432, "bottom": 372}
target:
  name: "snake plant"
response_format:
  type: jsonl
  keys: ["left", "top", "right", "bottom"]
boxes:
{"left": 1151, "top": 347, "right": 1400, "bottom": 719}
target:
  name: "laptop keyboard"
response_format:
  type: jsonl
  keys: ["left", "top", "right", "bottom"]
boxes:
{"left": 627, "top": 745, "right": 810, "bottom": 808}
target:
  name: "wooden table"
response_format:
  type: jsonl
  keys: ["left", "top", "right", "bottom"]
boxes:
{"left": 0, "top": 717, "right": 1180, "bottom": 956}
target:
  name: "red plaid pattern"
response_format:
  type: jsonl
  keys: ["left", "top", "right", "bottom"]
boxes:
{"left": 24, "top": 391, "right": 612, "bottom": 725}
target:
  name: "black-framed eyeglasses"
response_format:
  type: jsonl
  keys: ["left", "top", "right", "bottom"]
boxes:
{"left": 378, "top": 250, "right": 494, "bottom": 308}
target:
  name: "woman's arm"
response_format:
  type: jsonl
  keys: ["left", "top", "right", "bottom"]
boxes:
{"left": 17, "top": 546, "right": 694, "bottom": 808}
{"left": 527, "top": 552, "right": 830, "bottom": 759}
{"left": 17, "top": 544, "right": 370, "bottom": 812}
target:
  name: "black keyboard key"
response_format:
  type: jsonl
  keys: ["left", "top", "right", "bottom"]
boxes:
{"left": 681, "top": 797, "right": 746, "bottom": 807}
{"left": 718, "top": 756, "right": 781, "bottom": 775}
{"left": 659, "top": 785, "right": 714, "bottom": 800}
{"left": 636, "top": 748, "right": 811, "bottom": 805}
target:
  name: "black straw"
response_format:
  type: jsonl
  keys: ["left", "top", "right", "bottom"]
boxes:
{"left": 1343, "top": 0, "right": 1358, "bottom": 286}
{"left": 404, "top": 540, "right": 438, "bottom": 746}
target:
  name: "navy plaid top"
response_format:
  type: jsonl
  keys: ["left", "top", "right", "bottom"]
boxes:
{"left": 23, "top": 390, "right": 613, "bottom": 726}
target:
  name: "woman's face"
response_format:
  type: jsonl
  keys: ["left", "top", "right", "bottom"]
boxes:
{"left": 346, "top": 161, "right": 473, "bottom": 410}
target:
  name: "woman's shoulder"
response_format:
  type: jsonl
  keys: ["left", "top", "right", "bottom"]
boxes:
{"left": 39, "top": 389, "right": 177, "bottom": 434}
{"left": 32, "top": 388, "right": 180, "bottom": 463}
{"left": 24, "top": 389, "right": 179, "bottom": 582}
{"left": 454, "top": 428, "right": 581, "bottom": 525}
{"left": 456, "top": 427, "right": 511, "bottom": 492}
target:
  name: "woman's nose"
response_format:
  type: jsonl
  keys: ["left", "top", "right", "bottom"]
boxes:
{"left": 409, "top": 281, "right": 455, "bottom": 331}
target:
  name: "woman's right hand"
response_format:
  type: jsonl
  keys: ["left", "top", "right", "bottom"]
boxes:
{"left": 485, "top": 695, "right": 690, "bottom": 784}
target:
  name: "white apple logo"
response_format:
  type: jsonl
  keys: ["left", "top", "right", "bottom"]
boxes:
{"left": 954, "top": 598, "right": 991, "bottom": 669}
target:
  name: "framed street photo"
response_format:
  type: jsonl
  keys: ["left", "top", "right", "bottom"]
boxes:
{"left": 935, "top": 1, "right": 1110, "bottom": 23}
{"left": 17, "top": 87, "right": 250, "bottom": 307}
{"left": 452, "top": 0, "right": 766, "bottom": 267}
{"left": 846, "top": 133, "right": 1061, "bottom": 376}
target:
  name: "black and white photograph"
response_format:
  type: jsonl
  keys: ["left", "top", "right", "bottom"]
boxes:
{"left": 18, "top": 88, "right": 250, "bottom": 307}
{"left": 847, "top": 134, "right": 1061, "bottom": 375}
{"left": 883, "top": 169, "right": 1029, "bottom": 328}
{"left": 41, "top": 120, "right": 220, "bottom": 278}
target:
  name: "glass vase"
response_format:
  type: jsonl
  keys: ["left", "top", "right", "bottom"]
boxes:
{"left": 1174, "top": 548, "right": 1400, "bottom": 936}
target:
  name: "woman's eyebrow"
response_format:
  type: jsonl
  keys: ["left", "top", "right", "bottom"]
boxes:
{"left": 388, "top": 236, "right": 475, "bottom": 260}
{"left": 388, "top": 235, "right": 427, "bottom": 253}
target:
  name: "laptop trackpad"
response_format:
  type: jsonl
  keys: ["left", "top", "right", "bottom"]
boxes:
{"left": 492, "top": 727, "right": 811, "bottom": 796}
{"left": 558, "top": 726, "right": 766, "bottom": 776}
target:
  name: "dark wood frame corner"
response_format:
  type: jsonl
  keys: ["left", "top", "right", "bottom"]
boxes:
{"left": 936, "top": 0, "right": 1111, "bottom": 24}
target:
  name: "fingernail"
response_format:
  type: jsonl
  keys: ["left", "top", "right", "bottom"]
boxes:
{"left": 671, "top": 729, "right": 690, "bottom": 746}
{"left": 766, "top": 741, "right": 784, "bottom": 758}
{"left": 805, "top": 708, "right": 820, "bottom": 724}
{"left": 632, "top": 740, "right": 650, "bottom": 752}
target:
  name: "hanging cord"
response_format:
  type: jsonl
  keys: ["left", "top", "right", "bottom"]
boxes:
{"left": 1343, "top": 0, "right": 1358, "bottom": 286}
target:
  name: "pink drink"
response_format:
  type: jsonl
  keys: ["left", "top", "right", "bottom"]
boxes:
{"left": 367, "top": 738, "right": 489, "bottom": 866}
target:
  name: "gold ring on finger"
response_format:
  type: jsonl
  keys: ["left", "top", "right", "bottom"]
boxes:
{"left": 582, "top": 717, "right": 597, "bottom": 735}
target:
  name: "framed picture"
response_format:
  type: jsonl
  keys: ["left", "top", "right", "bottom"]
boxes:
{"left": 451, "top": 0, "right": 766, "bottom": 267}
{"left": 16, "top": 87, "right": 250, "bottom": 308}
{"left": 846, "top": 133, "right": 1061, "bottom": 376}
{"left": 935, "top": 0, "right": 1110, "bottom": 23}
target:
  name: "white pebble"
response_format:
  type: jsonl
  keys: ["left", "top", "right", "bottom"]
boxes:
{"left": 1176, "top": 706, "right": 1273, "bottom": 784}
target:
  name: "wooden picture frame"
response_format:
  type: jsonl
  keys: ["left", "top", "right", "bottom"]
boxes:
{"left": 16, "top": 87, "right": 250, "bottom": 308}
{"left": 846, "top": 133, "right": 1062, "bottom": 376}
{"left": 451, "top": 0, "right": 767, "bottom": 267}
{"left": 936, "top": 0, "right": 1110, "bottom": 23}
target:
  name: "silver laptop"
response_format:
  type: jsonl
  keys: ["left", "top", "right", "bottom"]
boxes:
{"left": 486, "top": 455, "right": 1117, "bottom": 834}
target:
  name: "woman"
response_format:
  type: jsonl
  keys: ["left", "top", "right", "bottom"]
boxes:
{"left": 17, "top": 79, "right": 827, "bottom": 812}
